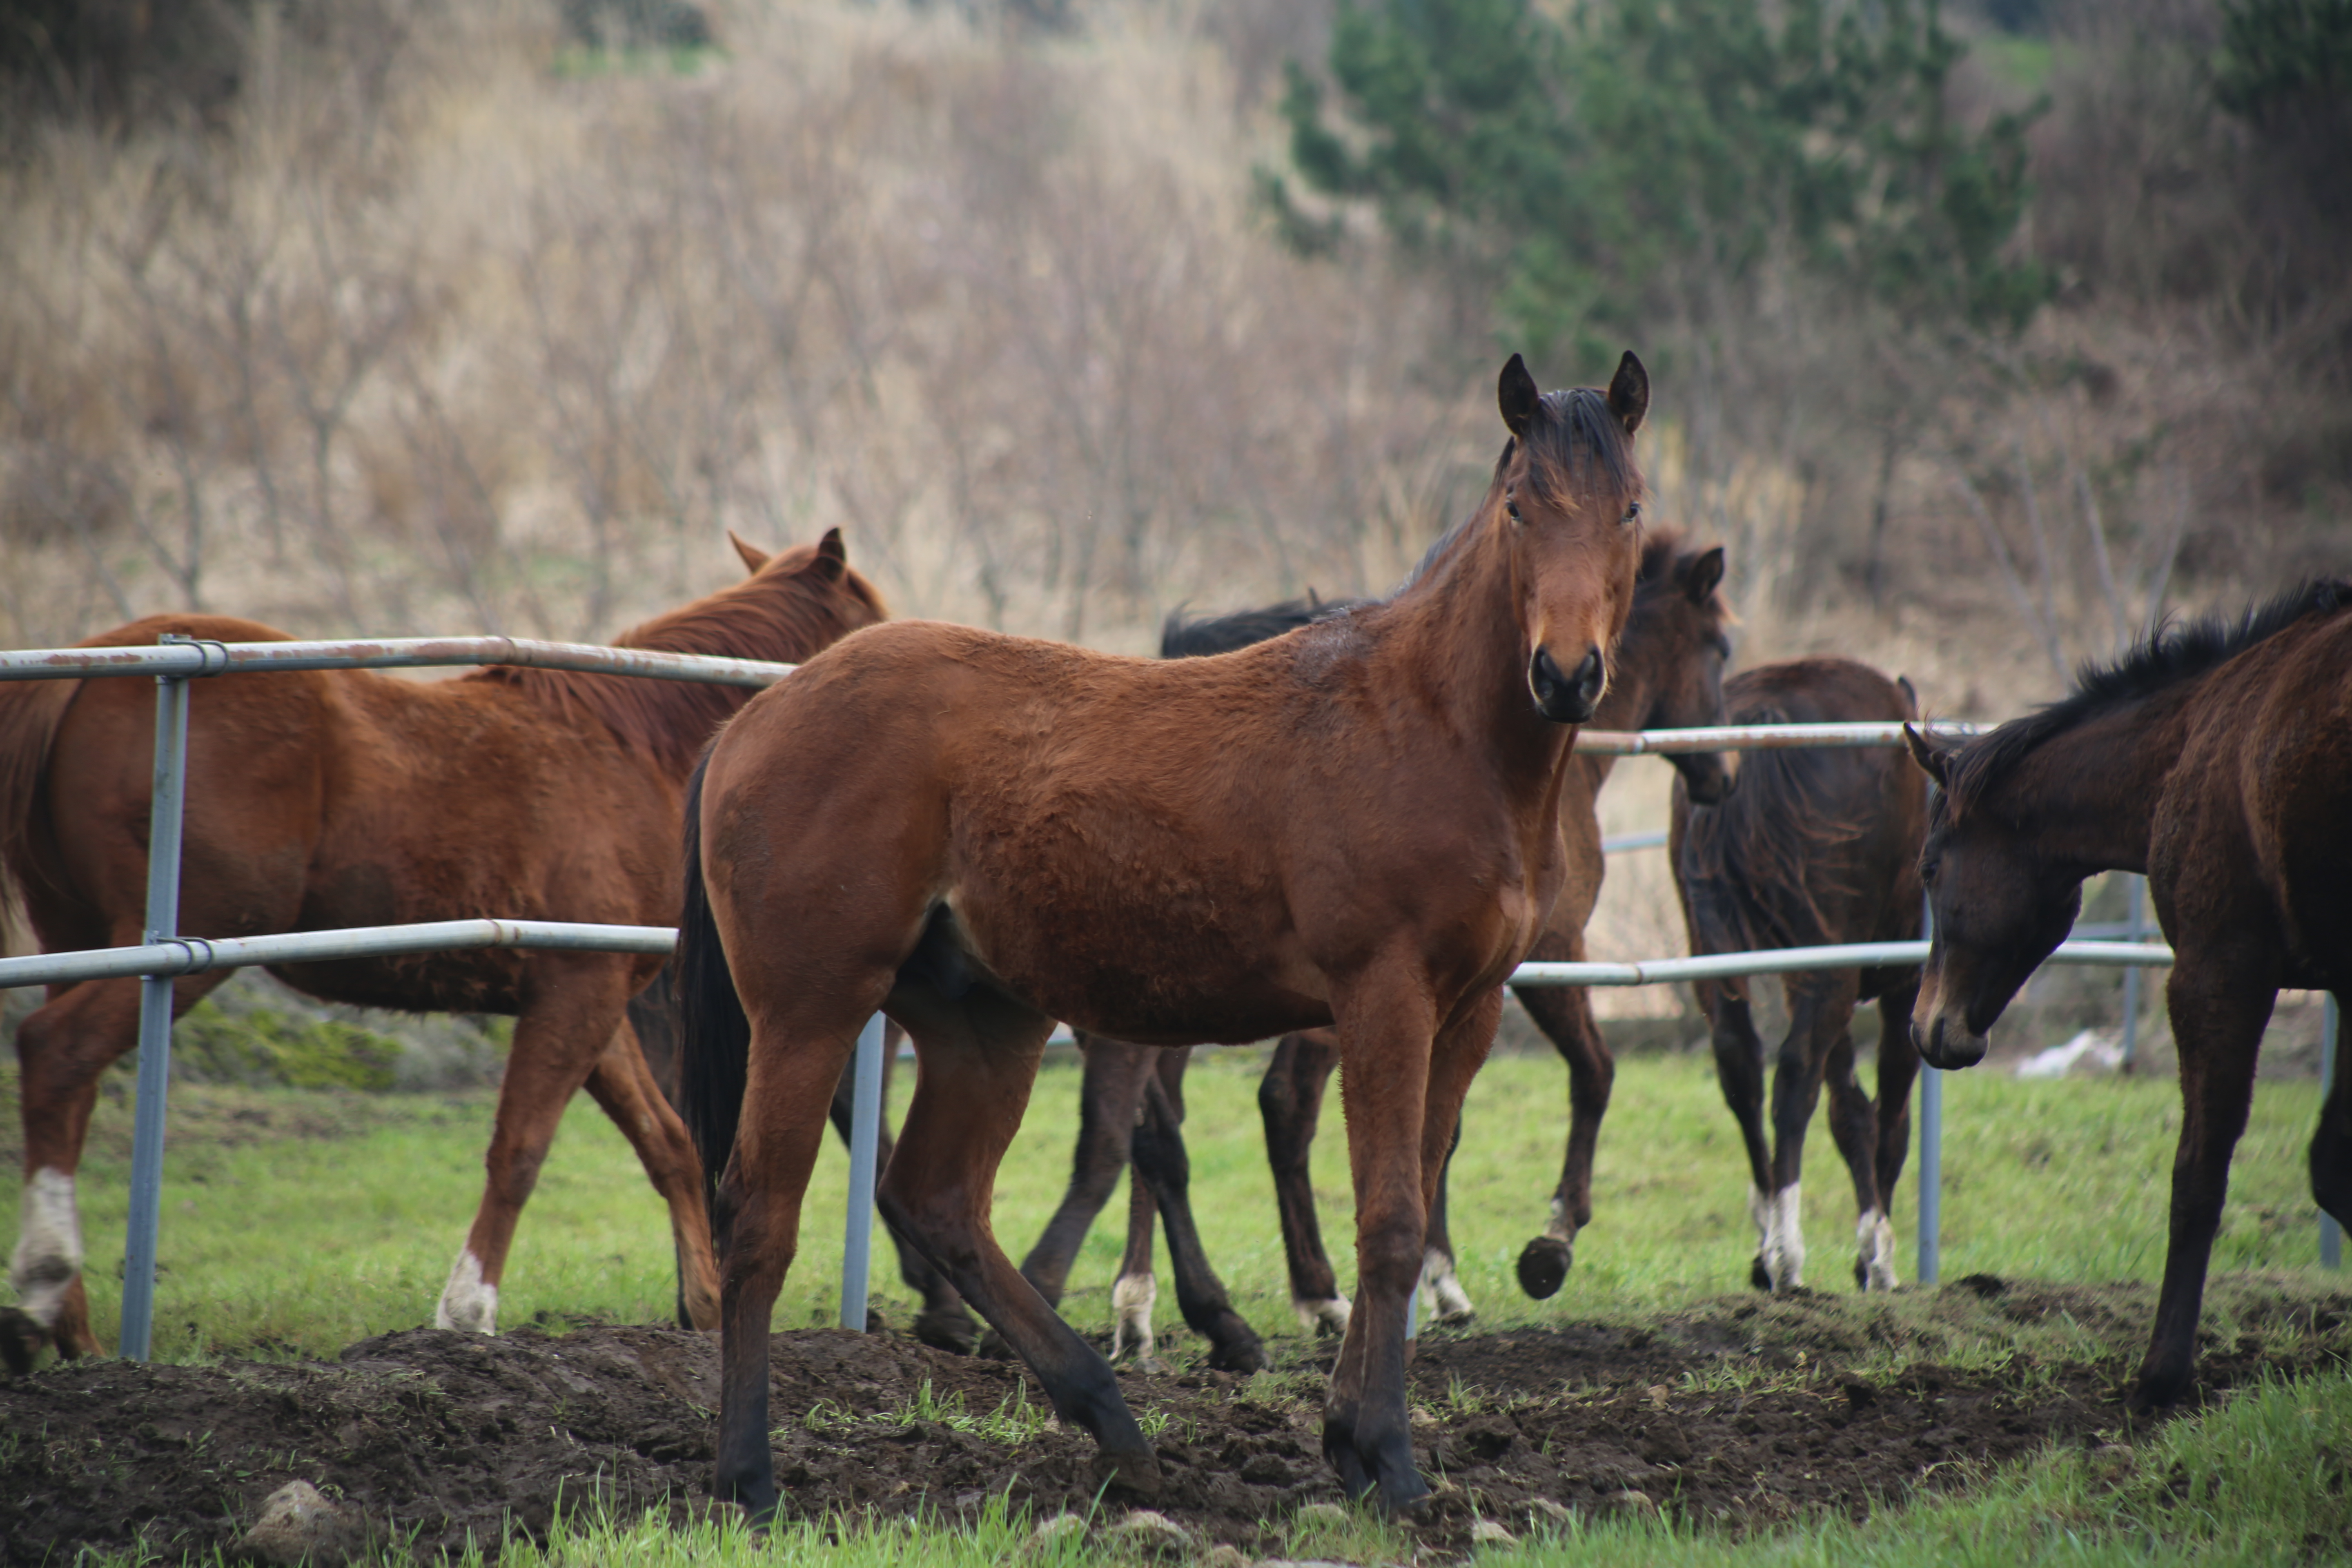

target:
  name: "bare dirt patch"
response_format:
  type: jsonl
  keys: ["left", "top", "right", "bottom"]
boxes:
{"left": 4, "top": 1281, "right": 2348, "bottom": 1564}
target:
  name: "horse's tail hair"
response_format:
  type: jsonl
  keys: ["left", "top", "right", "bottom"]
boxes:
{"left": 0, "top": 675, "right": 78, "bottom": 948}
{"left": 676, "top": 752, "right": 751, "bottom": 1232}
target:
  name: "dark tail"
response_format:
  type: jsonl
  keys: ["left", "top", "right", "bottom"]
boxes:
{"left": 676, "top": 754, "right": 751, "bottom": 1232}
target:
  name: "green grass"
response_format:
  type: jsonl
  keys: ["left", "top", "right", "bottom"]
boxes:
{"left": 2, "top": 1044, "right": 2332, "bottom": 1361}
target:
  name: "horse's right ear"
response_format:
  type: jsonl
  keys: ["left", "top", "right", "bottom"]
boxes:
{"left": 728, "top": 532, "right": 772, "bottom": 575}
{"left": 1498, "top": 354, "right": 1541, "bottom": 439}
{"left": 1684, "top": 546, "right": 1726, "bottom": 605}
{"left": 1608, "top": 351, "right": 1649, "bottom": 436}
{"left": 811, "top": 527, "right": 848, "bottom": 582}
{"left": 1903, "top": 724, "right": 1949, "bottom": 787}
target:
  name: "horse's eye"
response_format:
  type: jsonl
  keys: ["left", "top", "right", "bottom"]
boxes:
{"left": 1622, "top": 501, "right": 1642, "bottom": 528}
{"left": 1506, "top": 499, "right": 1524, "bottom": 524}
{"left": 1920, "top": 857, "right": 1939, "bottom": 888}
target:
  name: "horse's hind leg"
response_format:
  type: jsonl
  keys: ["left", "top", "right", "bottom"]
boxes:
{"left": 1261, "top": 1029, "right": 1346, "bottom": 1333}
{"left": 1511, "top": 935, "right": 1616, "bottom": 1298}
{"left": 1418, "top": 1117, "right": 1474, "bottom": 1324}
{"left": 5, "top": 964, "right": 234, "bottom": 1371}
{"left": 1131, "top": 1054, "right": 1270, "bottom": 1372}
{"left": 438, "top": 959, "right": 633, "bottom": 1334}
{"left": 1862, "top": 976, "right": 1922, "bottom": 1290}
{"left": 825, "top": 1031, "right": 976, "bottom": 1352}
{"left": 883, "top": 985, "right": 1159, "bottom": 1497}
{"left": 1017, "top": 1036, "right": 1158, "bottom": 1307}
{"left": 2313, "top": 990, "right": 2352, "bottom": 1227}
{"left": 1817, "top": 1030, "right": 1890, "bottom": 1290}
{"left": 1699, "top": 977, "right": 1777, "bottom": 1290}
{"left": 583, "top": 1018, "right": 721, "bottom": 1331}
{"left": 1760, "top": 970, "right": 1862, "bottom": 1293}
{"left": 2134, "top": 961, "right": 2273, "bottom": 1410}
{"left": 1113, "top": 1138, "right": 1161, "bottom": 1363}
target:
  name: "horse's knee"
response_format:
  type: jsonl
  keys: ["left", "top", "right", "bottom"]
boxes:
{"left": 1354, "top": 1216, "right": 1424, "bottom": 1296}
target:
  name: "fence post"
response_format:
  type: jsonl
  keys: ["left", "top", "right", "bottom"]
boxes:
{"left": 2326, "top": 996, "right": 2342, "bottom": 1272}
{"left": 2118, "top": 874, "right": 2147, "bottom": 1071}
{"left": 120, "top": 638, "right": 194, "bottom": 1360}
{"left": 840, "top": 1013, "right": 886, "bottom": 1330}
{"left": 1917, "top": 885, "right": 1942, "bottom": 1286}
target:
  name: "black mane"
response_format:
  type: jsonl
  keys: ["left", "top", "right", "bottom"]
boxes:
{"left": 1159, "top": 595, "right": 1364, "bottom": 659}
{"left": 1942, "top": 579, "right": 2352, "bottom": 815}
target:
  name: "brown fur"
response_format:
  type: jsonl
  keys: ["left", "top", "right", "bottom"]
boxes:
{"left": 675, "top": 354, "right": 1652, "bottom": 1520}
{"left": 0, "top": 533, "right": 883, "bottom": 1372}
{"left": 1907, "top": 579, "right": 2352, "bottom": 1409}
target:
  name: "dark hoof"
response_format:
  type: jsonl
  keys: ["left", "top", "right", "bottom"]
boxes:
{"left": 913, "top": 1306, "right": 980, "bottom": 1356}
{"left": 1207, "top": 1323, "right": 1271, "bottom": 1375}
{"left": 975, "top": 1327, "right": 1017, "bottom": 1361}
{"left": 1323, "top": 1432, "right": 1374, "bottom": 1502}
{"left": 0, "top": 1308, "right": 49, "bottom": 1376}
{"left": 1515, "top": 1236, "right": 1570, "bottom": 1299}
{"left": 1750, "top": 1256, "right": 1773, "bottom": 1292}
{"left": 1092, "top": 1446, "right": 1163, "bottom": 1499}
{"left": 2127, "top": 1370, "right": 2190, "bottom": 1414}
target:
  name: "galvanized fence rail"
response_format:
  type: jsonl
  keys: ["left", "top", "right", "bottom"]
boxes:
{"left": 0, "top": 638, "right": 2315, "bottom": 1361}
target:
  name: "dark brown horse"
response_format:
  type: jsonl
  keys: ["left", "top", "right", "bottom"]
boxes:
{"left": 1012, "top": 537, "right": 1731, "bottom": 1369}
{"left": 1671, "top": 658, "right": 1925, "bottom": 1295}
{"left": 677, "top": 354, "right": 1653, "bottom": 1517}
{"left": 0, "top": 533, "right": 884, "bottom": 1372}
{"left": 1905, "top": 580, "right": 2352, "bottom": 1408}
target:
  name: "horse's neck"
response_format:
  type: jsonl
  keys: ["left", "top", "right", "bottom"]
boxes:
{"left": 1993, "top": 691, "right": 2198, "bottom": 875}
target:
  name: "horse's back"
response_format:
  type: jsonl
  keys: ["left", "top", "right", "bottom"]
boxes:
{"left": 1675, "top": 658, "right": 1924, "bottom": 962}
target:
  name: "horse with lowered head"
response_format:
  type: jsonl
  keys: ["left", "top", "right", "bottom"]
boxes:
{"left": 1906, "top": 580, "right": 2352, "bottom": 1409}
{"left": 0, "top": 532, "right": 884, "bottom": 1372}
{"left": 676, "top": 353, "right": 1653, "bottom": 1518}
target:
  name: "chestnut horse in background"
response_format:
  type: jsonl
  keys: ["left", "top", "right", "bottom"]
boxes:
{"left": 0, "top": 532, "right": 884, "bottom": 1372}
{"left": 677, "top": 354, "right": 1653, "bottom": 1518}
{"left": 1907, "top": 581, "right": 2352, "bottom": 1410}
{"left": 1011, "top": 535, "right": 1731, "bottom": 1372}
{"left": 1671, "top": 658, "right": 1925, "bottom": 1296}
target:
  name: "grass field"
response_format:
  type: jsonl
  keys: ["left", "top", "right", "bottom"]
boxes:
{"left": 5, "top": 1036, "right": 2345, "bottom": 1564}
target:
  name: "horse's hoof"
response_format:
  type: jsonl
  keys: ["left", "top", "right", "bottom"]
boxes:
{"left": 1750, "top": 1256, "right": 1774, "bottom": 1292}
{"left": 913, "top": 1307, "right": 980, "bottom": 1357}
{"left": 0, "top": 1308, "right": 50, "bottom": 1376}
{"left": 1092, "top": 1446, "right": 1163, "bottom": 1499}
{"left": 974, "top": 1327, "right": 1017, "bottom": 1361}
{"left": 1207, "top": 1325, "right": 1271, "bottom": 1375}
{"left": 1515, "top": 1237, "right": 1570, "bottom": 1299}
{"left": 1374, "top": 1468, "right": 1434, "bottom": 1519}
{"left": 2127, "top": 1369, "right": 2190, "bottom": 1414}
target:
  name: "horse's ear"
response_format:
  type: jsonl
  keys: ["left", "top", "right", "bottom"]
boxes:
{"left": 1903, "top": 723, "right": 1949, "bottom": 786}
{"left": 1684, "top": 546, "right": 1726, "bottom": 605}
{"left": 728, "top": 532, "right": 772, "bottom": 575}
{"left": 1608, "top": 351, "right": 1649, "bottom": 436}
{"left": 811, "top": 527, "right": 848, "bottom": 582}
{"left": 1498, "top": 354, "right": 1541, "bottom": 439}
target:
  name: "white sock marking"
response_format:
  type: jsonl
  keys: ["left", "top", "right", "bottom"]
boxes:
{"left": 436, "top": 1247, "right": 499, "bottom": 1334}
{"left": 1420, "top": 1246, "right": 1475, "bottom": 1324}
{"left": 1857, "top": 1207, "right": 1900, "bottom": 1291}
{"left": 1763, "top": 1182, "right": 1805, "bottom": 1291}
{"left": 1109, "top": 1270, "right": 1156, "bottom": 1361}
{"left": 9, "top": 1168, "right": 81, "bottom": 1327}
{"left": 1294, "top": 1294, "right": 1351, "bottom": 1335}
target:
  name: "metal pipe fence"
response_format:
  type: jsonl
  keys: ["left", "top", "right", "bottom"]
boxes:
{"left": 0, "top": 637, "right": 2320, "bottom": 1361}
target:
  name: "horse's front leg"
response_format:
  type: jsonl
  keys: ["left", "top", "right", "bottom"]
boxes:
{"left": 1323, "top": 976, "right": 1464, "bottom": 1515}
{"left": 583, "top": 1018, "right": 720, "bottom": 1330}
{"left": 881, "top": 985, "right": 1160, "bottom": 1498}
{"left": 2134, "top": 955, "right": 2273, "bottom": 1409}
{"left": 437, "top": 960, "right": 634, "bottom": 1334}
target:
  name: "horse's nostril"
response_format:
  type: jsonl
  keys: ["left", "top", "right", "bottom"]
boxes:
{"left": 1573, "top": 647, "right": 1605, "bottom": 703}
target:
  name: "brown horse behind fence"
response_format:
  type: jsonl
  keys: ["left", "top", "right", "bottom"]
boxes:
{"left": 676, "top": 354, "right": 1652, "bottom": 1519}
{"left": 0, "top": 532, "right": 884, "bottom": 1372}
{"left": 1673, "top": 658, "right": 1925, "bottom": 1296}
{"left": 1906, "top": 581, "right": 2352, "bottom": 1408}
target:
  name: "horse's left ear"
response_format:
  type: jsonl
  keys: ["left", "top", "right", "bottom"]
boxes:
{"left": 1498, "top": 354, "right": 1541, "bottom": 439}
{"left": 811, "top": 528, "right": 848, "bottom": 582}
{"left": 1608, "top": 351, "right": 1648, "bottom": 436}
{"left": 729, "top": 532, "right": 773, "bottom": 575}
{"left": 1902, "top": 723, "right": 1949, "bottom": 787}
{"left": 1684, "top": 546, "right": 1726, "bottom": 605}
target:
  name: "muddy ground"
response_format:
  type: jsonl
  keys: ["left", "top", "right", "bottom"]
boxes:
{"left": 5, "top": 1280, "right": 2349, "bottom": 1564}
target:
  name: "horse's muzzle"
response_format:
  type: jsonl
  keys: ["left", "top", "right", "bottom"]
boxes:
{"left": 1531, "top": 645, "right": 1606, "bottom": 724}
{"left": 1912, "top": 1011, "right": 1989, "bottom": 1071}
{"left": 1675, "top": 750, "right": 1733, "bottom": 807}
